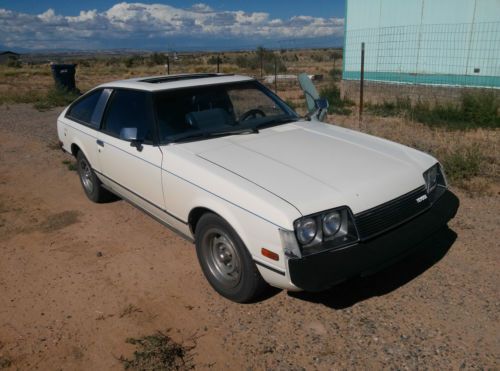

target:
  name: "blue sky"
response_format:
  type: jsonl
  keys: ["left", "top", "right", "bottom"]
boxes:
{"left": 0, "top": 1, "right": 346, "bottom": 51}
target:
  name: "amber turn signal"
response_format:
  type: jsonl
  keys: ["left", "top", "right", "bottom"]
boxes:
{"left": 261, "top": 248, "right": 279, "bottom": 261}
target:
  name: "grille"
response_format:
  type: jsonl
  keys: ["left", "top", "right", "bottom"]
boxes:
{"left": 354, "top": 186, "right": 431, "bottom": 240}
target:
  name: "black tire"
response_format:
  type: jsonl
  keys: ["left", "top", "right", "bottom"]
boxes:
{"left": 76, "top": 151, "right": 113, "bottom": 203}
{"left": 195, "top": 213, "right": 268, "bottom": 303}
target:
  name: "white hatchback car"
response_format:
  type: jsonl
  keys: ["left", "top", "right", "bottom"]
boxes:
{"left": 57, "top": 73, "right": 459, "bottom": 302}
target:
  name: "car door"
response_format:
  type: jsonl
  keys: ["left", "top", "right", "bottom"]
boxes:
{"left": 62, "top": 88, "right": 111, "bottom": 173}
{"left": 97, "top": 89, "right": 165, "bottom": 214}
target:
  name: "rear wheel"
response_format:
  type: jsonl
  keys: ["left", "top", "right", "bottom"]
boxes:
{"left": 195, "top": 213, "right": 268, "bottom": 303}
{"left": 76, "top": 151, "right": 113, "bottom": 203}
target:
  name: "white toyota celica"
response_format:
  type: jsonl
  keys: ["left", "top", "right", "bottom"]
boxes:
{"left": 57, "top": 73, "right": 459, "bottom": 302}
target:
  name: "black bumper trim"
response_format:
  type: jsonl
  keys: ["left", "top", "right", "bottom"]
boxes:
{"left": 288, "top": 190, "right": 459, "bottom": 292}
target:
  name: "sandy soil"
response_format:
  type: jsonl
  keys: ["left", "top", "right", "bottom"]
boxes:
{"left": 0, "top": 104, "right": 498, "bottom": 370}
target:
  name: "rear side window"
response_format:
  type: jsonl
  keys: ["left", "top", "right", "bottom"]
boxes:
{"left": 66, "top": 90, "right": 102, "bottom": 127}
{"left": 102, "top": 90, "right": 155, "bottom": 144}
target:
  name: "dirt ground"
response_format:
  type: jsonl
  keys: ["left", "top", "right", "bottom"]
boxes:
{"left": 0, "top": 104, "right": 498, "bottom": 370}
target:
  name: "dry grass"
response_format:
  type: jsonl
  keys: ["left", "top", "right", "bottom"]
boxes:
{"left": 329, "top": 113, "right": 499, "bottom": 195}
{"left": 1, "top": 50, "right": 497, "bottom": 194}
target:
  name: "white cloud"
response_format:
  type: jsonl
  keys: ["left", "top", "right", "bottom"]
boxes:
{"left": 0, "top": 2, "right": 344, "bottom": 50}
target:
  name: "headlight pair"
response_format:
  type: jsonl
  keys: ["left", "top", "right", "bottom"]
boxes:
{"left": 294, "top": 211, "right": 341, "bottom": 245}
{"left": 293, "top": 207, "right": 359, "bottom": 256}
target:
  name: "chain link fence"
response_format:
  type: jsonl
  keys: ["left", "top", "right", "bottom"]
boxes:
{"left": 341, "top": 21, "right": 500, "bottom": 105}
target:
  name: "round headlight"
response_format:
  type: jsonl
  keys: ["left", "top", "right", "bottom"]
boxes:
{"left": 295, "top": 218, "right": 317, "bottom": 245}
{"left": 323, "top": 211, "right": 341, "bottom": 236}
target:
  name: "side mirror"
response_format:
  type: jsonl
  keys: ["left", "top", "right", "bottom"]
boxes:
{"left": 119, "top": 127, "right": 138, "bottom": 141}
{"left": 298, "top": 73, "right": 320, "bottom": 113}
{"left": 119, "top": 127, "right": 143, "bottom": 152}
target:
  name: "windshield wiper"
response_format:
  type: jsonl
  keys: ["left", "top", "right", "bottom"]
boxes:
{"left": 171, "top": 127, "right": 258, "bottom": 143}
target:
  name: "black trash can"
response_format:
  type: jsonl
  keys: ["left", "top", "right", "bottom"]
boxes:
{"left": 50, "top": 63, "right": 77, "bottom": 91}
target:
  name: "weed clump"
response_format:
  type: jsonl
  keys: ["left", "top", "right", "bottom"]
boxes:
{"left": 119, "top": 331, "right": 194, "bottom": 370}
{"left": 441, "top": 145, "right": 484, "bottom": 184}
{"left": 320, "top": 84, "right": 355, "bottom": 115}
{"left": 34, "top": 88, "right": 79, "bottom": 111}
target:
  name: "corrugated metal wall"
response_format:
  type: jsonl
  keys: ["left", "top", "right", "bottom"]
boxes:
{"left": 343, "top": 0, "right": 500, "bottom": 87}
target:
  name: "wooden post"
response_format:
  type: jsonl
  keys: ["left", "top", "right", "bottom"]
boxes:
{"left": 260, "top": 52, "right": 263, "bottom": 78}
{"left": 166, "top": 56, "right": 170, "bottom": 75}
{"left": 359, "top": 42, "right": 365, "bottom": 128}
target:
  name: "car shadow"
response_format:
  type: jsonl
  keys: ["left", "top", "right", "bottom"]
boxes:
{"left": 288, "top": 227, "right": 457, "bottom": 309}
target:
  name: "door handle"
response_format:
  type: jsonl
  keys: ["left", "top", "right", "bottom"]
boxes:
{"left": 96, "top": 140, "right": 104, "bottom": 147}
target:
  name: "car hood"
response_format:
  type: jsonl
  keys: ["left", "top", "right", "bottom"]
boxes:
{"left": 182, "top": 121, "right": 436, "bottom": 216}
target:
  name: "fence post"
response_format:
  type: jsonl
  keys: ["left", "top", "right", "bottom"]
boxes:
{"left": 166, "top": 56, "right": 170, "bottom": 75}
{"left": 359, "top": 42, "right": 365, "bottom": 128}
{"left": 274, "top": 57, "right": 278, "bottom": 93}
{"left": 260, "top": 52, "right": 263, "bottom": 79}
{"left": 217, "top": 54, "right": 220, "bottom": 73}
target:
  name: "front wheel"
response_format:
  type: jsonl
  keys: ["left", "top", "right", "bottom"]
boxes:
{"left": 195, "top": 213, "right": 268, "bottom": 303}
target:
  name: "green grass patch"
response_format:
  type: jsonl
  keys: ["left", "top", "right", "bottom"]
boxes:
{"left": 441, "top": 145, "right": 484, "bottom": 184}
{"left": 366, "top": 97, "right": 412, "bottom": 117}
{"left": 119, "top": 331, "right": 194, "bottom": 370}
{"left": 328, "top": 68, "right": 342, "bottom": 81}
{"left": 0, "top": 90, "right": 43, "bottom": 105}
{"left": 62, "top": 159, "right": 77, "bottom": 171}
{"left": 320, "top": 84, "right": 355, "bottom": 115}
{"left": 367, "top": 91, "right": 500, "bottom": 130}
{"left": 34, "top": 88, "right": 79, "bottom": 111}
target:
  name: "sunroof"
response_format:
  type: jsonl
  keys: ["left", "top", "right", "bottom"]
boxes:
{"left": 140, "top": 74, "right": 232, "bottom": 84}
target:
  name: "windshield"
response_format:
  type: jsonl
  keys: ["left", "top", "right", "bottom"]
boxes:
{"left": 153, "top": 81, "right": 298, "bottom": 143}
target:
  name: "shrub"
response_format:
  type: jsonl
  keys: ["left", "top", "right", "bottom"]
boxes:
{"left": 119, "top": 331, "right": 194, "bottom": 370}
{"left": 442, "top": 145, "right": 484, "bottom": 183}
{"left": 320, "top": 84, "right": 354, "bottom": 115}
{"left": 328, "top": 68, "right": 342, "bottom": 81}
{"left": 148, "top": 52, "right": 168, "bottom": 66}
{"left": 366, "top": 97, "right": 412, "bottom": 117}
{"left": 34, "top": 88, "right": 79, "bottom": 111}
{"left": 234, "top": 47, "right": 287, "bottom": 73}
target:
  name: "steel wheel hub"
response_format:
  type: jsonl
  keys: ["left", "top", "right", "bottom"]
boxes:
{"left": 80, "top": 159, "right": 94, "bottom": 193}
{"left": 203, "top": 228, "right": 242, "bottom": 288}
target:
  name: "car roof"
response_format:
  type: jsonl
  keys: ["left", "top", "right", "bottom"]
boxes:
{"left": 97, "top": 73, "right": 254, "bottom": 92}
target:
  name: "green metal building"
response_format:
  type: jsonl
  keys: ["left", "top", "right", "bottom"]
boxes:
{"left": 342, "top": 0, "right": 500, "bottom": 88}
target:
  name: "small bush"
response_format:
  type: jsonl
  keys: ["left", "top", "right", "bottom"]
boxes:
{"left": 148, "top": 52, "right": 168, "bottom": 66}
{"left": 442, "top": 145, "right": 484, "bottom": 184}
{"left": 34, "top": 88, "right": 79, "bottom": 111}
{"left": 234, "top": 47, "right": 287, "bottom": 74}
{"left": 206, "top": 55, "right": 222, "bottom": 65}
{"left": 366, "top": 97, "right": 412, "bottom": 117}
{"left": 7, "top": 57, "right": 21, "bottom": 68}
{"left": 320, "top": 84, "right": 354, "bottom": 115}
{"left": 119, "top": 331, "right": 194, "bottom": 370}
{"left": 328, "top": 68, "right": 342, "bottom": 81}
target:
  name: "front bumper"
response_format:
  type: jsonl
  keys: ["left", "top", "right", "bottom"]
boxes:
{"left": 288, "top": 190, "right": 459, "bottom": 291}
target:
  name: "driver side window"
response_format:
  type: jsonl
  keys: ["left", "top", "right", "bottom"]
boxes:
{"left": 102, "top": 90, "right": 155, "bottom": 144}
